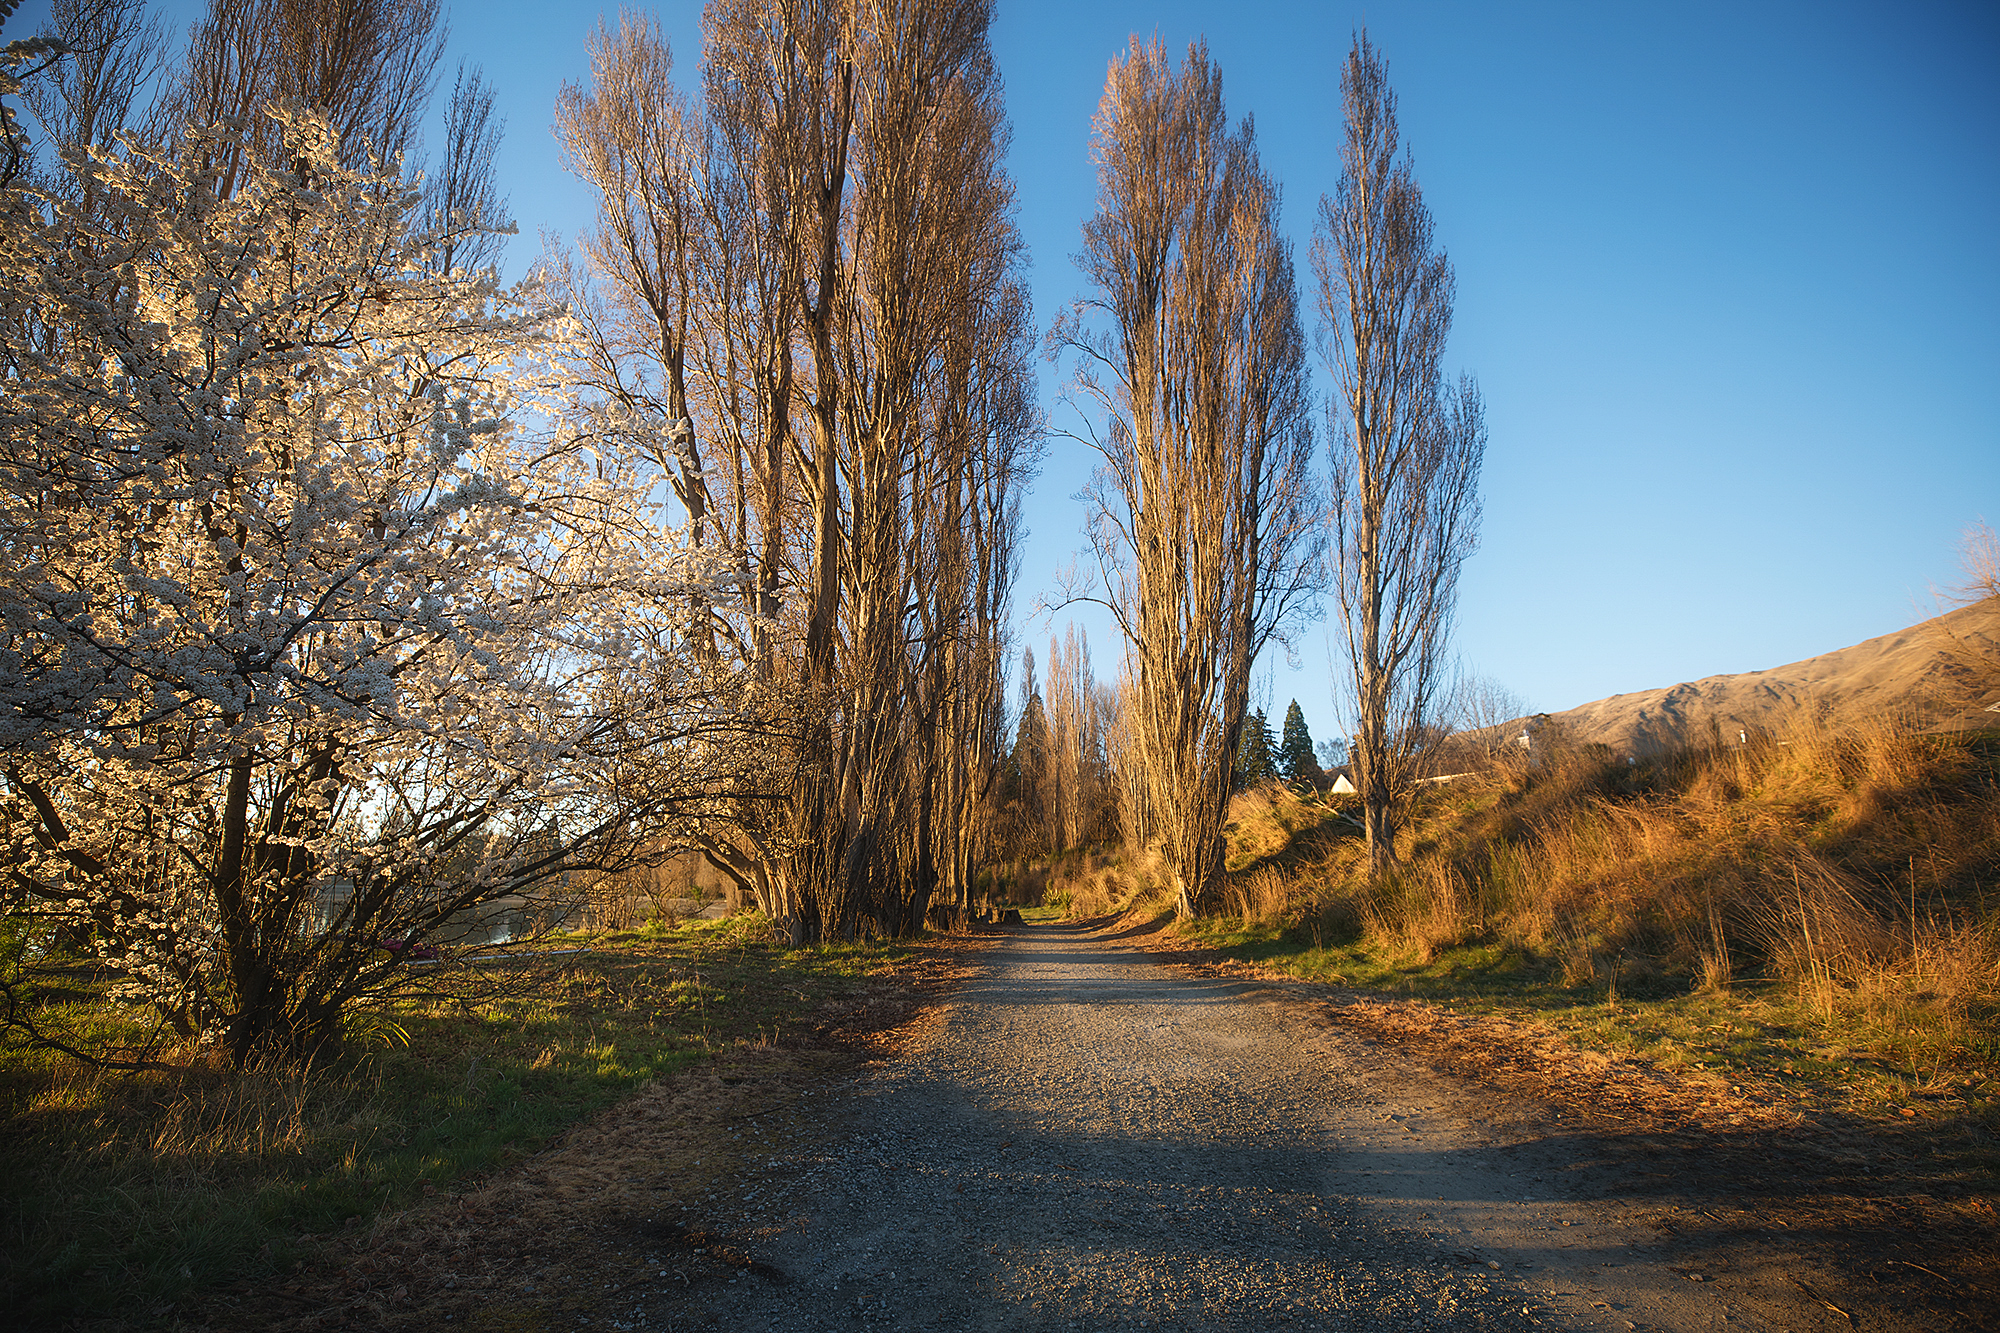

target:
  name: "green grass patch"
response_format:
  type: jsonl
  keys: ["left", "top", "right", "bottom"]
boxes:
{"left": 0, "top": 914, "right": 915, "bottom": 1329}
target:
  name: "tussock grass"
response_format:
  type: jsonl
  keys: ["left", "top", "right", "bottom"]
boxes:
{"left": 1183, "top": 714, "right": 2000, "bottom": 1121}
{"left": 0, "top": 916, "right": 908, "bottom": 1328}
{"left": 1039, "top": 845, "right": 1177, "bottom": 920}
{"left": 1033, "top": 784, "right": 1354, "bottom": 926}
{"left": 1221, "top": 782, "right": 1335, "bottom": 870}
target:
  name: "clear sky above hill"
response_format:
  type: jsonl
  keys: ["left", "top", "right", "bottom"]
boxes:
{"left": 10, "top": 0, "right": 1997, "bottom": 744}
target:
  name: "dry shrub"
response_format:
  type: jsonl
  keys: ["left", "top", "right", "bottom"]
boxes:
{"left": 141, "top": 1064, "right": 361, "bottom": 1166}
{"left": 1046, "top": 858, "right": 1112, "bottom": 918}
{"left": 1693, "top": 896, "right": 1734, "bottom": 992}
{"left": 1223, "top": 782, "right": 1322, "bottom": 867}
{"left": 1045, "top": 846, "right": 1175, "bottom": 919}
{"left": 1891, "top": 917, "right": 2000, "bottom": 1026}
{"left": 986, "top": 859, "right": 1048, "bottom": 908}
{"left": 1736, "top": 851, "right": 2000, "bottom": 1033}
{"left": 1458, "top": 715, "right": 1996, "bottom": 1003}
{"left": 1556, "top": 933, "right": 1599, "bottom": 987}
{"left": 1741, "top": 855, "right": 1895, "bottom": 1017}
{"left": 591, "top": 853, "right": 718, "bottom": 930}
{"left": 586, "top": 880, "right": 645, "bottom": 932}
{"left": 1360, "top": 858, "right": 1477, "bottom": 964}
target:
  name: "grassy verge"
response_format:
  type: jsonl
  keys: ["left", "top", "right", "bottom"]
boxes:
{"left": 0, "top": 914, "right": 924, "bottom": 1329}
{"left": 1173, "top": 913, "right": 1997, "bottom": 1131}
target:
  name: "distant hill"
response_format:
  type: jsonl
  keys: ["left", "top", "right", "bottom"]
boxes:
{"left": 1519, "top": 599, "right": 2000, "bottom": 758}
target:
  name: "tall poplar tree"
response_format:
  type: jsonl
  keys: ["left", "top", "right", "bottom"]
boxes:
{"left": 1054, "top": 38, "right": 1320, "bottom": 915}
{"left": 1315, "top": 32, "right": 1485, "bottom": 875}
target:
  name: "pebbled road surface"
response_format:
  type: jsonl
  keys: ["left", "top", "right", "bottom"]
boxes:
{"left": 653, "top": 922, "right": 1744, "bottom": 1332}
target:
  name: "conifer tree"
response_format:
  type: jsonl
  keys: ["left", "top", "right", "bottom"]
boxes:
{"left": 1278, "top": 700, "right": 1320, "bottom": 785}
{"left": 1234, "top": 709, "right": 1278, "bottom": 789}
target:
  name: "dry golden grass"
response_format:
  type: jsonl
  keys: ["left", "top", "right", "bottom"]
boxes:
{"left": 1222, "top": 864, "right": 1291, "bottom": 925}
{"left": 1216, "top": 712, "right": 2000, "bottom": 1050}
{"left": 1222, "top": 782, "right": 1330, "bottom": 868}
{"left": 1038, "top": 846, "right": 1176, "bottom": 919}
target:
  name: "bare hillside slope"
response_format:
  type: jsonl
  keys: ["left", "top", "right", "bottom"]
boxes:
{"left": 1532, "top": 599, "right": 2000, "bottom": 757}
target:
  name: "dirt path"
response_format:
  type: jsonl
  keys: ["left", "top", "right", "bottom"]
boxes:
{"left": 209, "top": 920, "right": 1992, "bottom": 1332}
{"left": 641, "top": 922, "right": 1847, "bottom": 1332}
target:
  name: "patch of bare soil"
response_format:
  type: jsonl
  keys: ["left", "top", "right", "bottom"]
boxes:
{"left": 173, "top": 932, "right": 995, "bottom": 1333}
{"left": 1132, "top": 913, "right": 2000, "bottom": 1331}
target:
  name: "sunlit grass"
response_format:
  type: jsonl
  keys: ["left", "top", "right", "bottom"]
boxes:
{"left": 0, "top": 913, "right": 915, "bottom": 1328}
{"left": 1114, "top": 720, "right": 2000, "bottom": 1135}
{"left": 1173, "top": 912, "right": 1999, "bottom": 1128}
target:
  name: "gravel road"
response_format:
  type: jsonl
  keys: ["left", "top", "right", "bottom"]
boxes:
{"left": 633, "top": 921, "right": 1755, "bottom": 1333}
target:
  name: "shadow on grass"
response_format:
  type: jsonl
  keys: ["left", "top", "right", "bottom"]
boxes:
{"left": 0, "top": 918, "right": 928, "bottom": 1330}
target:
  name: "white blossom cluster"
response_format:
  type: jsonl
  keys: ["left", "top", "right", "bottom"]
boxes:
{"left": 0, "top": 106, "right": 762, "bottom": 1061}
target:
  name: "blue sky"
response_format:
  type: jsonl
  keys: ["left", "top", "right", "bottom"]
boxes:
{"left": 9, "top": 0, "right": 1997, "bottom": 745}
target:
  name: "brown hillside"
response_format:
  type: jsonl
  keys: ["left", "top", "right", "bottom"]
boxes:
{"left": 1530, "top": 599, "right": 2000, "bottom": 757}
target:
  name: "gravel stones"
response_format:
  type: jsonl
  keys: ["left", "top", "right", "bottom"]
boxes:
{"left": 666, "top": 925, "right": 1543, "bottom": 1331}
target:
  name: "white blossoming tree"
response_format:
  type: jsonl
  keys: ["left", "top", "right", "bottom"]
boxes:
{"left": 0, "top": 105, "right": 759, "bottom": 1065}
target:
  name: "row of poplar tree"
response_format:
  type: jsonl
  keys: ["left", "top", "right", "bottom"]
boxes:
{"left": 0, "top": 0, "right": 1048, "bottom": 1062}
{"left": 991, "top": 624, "right": 1338, "bottom": 861}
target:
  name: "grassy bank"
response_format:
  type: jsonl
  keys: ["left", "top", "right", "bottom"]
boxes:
{"left": 0, "top": 915, "right": 916, "bottom": 1329}
{"left": 1061, "top": 716, "right": 2000, "bottom": 1137}
{"left": 1177, "top": 914, "right": 1996, "bottom": 1131}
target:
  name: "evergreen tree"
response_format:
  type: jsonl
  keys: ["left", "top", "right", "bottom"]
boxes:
{"left": 1004, "top": 649, "right": 1051, "bottom": 851}
{"left": 1234, "top": 709, "right": 1278, "bottom": 789}
{"left": 1279, "top": 700, "right": 1320, "bottom": 784}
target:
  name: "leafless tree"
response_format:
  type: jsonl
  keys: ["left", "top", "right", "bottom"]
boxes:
{"left": 423, "top": 60, "right": 508, "bottom": 276}
{"left": 1053, "top": 38, "right": 1320, "bottom": 916}
{"left": 1314, "top": 31, "right": 1486, "bottom": 876}
{"left": 1104, "top": 661, "right": 1153, "bottom": 853}
{"left": 552, "top": 12, "right": 720, "bottom": 592}
{"left": 151, "top": 0, "right": 445, "bottom": 196}
{"left": 1042, "top": 625, "right": 1109, "bottom": 851}
{"left": 20, "top": 0, "right": 167, "bottom": 180}
{"left": 1450, "top": 671, "right": 1529, "bottom": 766}
{"left": 557, "top": 1, "right": 1038, "bottom": 944}
{"left": 1929, "top": 519, "right": 2000, "bottom": 708}
{"left": 552, "top": 11, "right": 799, "bottom": 928}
